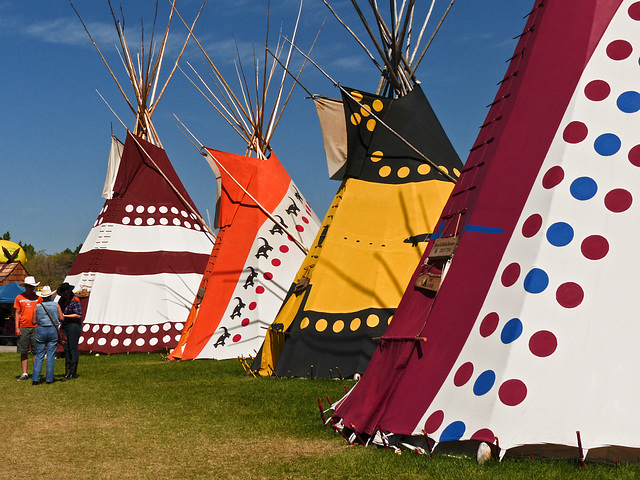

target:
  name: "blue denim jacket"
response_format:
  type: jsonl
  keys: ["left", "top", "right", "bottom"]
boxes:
{"left": 35, "top": 301, "right": 60, "bottom": 327}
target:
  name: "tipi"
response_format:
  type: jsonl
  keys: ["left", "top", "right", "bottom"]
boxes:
{"left": 65, "top": 2, "right": 215, "bottom": 353}
{"left": 333, "top": 0, "right": 640, "bottom": 461}
{"left": 169, "top": 4, "right": 322, "bottom": 361}
{"left": 254, "top": 1, "right": 463, "bottom": 378}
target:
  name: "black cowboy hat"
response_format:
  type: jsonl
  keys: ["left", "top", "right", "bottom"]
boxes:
{"left": 57, "top": 282, "right": 75, "bottom": 294}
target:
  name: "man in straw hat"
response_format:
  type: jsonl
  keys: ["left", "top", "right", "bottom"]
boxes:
{"left": 14, "top": 276, "right": 41, "bottom": 380}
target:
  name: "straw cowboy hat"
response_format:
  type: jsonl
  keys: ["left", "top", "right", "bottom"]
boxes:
{"left": 21, "top": 276, "right": 40, "bottom": 287}
{"left": 36, "top": 286, "right": 56, "bottom": 297}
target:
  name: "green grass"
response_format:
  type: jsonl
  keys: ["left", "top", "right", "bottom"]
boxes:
{"left": 1, "top": 352, "right": 638, "bottom": 479}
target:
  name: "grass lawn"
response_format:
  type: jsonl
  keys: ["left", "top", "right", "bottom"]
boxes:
{"left": 2, "top": 352, "right": 639, "bottom": 479}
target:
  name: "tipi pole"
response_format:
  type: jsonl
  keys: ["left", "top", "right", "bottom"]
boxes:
{"left": 408, "top": 0, "right": 456, "bottom": 78}
{"left": 321, "top": 0, "right": 384, "bottom": 75}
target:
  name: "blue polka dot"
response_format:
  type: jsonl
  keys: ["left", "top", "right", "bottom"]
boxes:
{"left": 523, "top": 268, "right": 549, "bottom": 294}
{"left": 570, "top": 177, "right": 598, "bottom": 200}
{"left": 617, "top": 91, "right": 640, "bottom": 113}
{"left": 594, "top": 133, "right": 621, "bottom": 156}
{"left": 546, "top": 222, "right": 574, "bottom": 247}
{"left": 440, "top": 421, "right": 466, "bottom": 442}
{"left": 473, "top": 370, "right": 496, "bottom": 396}
{"left": 501, "top": 318, "right": 523, "bottom": 344}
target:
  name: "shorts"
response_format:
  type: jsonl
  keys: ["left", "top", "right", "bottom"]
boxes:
{"left": 17, "top": 327, "right": 36, "bottom": 354}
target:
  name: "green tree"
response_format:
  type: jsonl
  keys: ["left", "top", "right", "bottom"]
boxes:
{"left": 27, "top": 249, "right": 79, "bottom": 288}
{"left": 18, "top": 241, "right": 36, "bottom": 261}
{"left": 2, "top": 232, "right": 10, "bottom": 241}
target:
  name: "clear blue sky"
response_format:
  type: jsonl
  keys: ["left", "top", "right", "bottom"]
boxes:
{"left": 0, "top": 0, "right": 530, "bottom": 254}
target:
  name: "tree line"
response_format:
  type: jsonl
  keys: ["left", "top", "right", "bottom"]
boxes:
{"left": 3, "top": 231, "right": 81, "bottom": 289}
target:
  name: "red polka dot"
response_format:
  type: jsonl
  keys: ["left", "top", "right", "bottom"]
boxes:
{"left": 424, "top": 410, "right": 444, "bottom": 434}
{"left": 287, "top": 236, "right": 295, "bottom": 242}
{"left": 271, "top": 259, "right": 281, "bottom": 267}
{"left": 628, "top": 145, "right": 640, "bottom": 167}
{"left": 529, "top": 330, "right": 557, "bottom": 357}
{"left": 256, "top": 286, "right": 265, "bottom": 294}
{"left": 479, "top": 312, "right": 499, "bottom": 338}
{"left": 279, "top": 245, "right": 290, "bottom": 253}
{"left": 454, "top": 362, "right": 474, "bottom": 387}
{"left": 584, "top": 80, "right": 610, "bottom": 101}
{"left": 499, "top": 379, "right": 527, "bottom": 406}
{"left": 607, "top": 39, "right": 633, "bottom": 60}
{"left": 605, "top": 188, "right": 632, "bottom": 213}
{"left": 264, "top": 272, "right": 273, "bottom": 280}
{"left": 501, "top": 263, "right": 521, "bottom": 287}
{"left": 295, "top": 225, "right": 304, "bottom": 232}
{"left": 471, "top": 429, "right": 495, "bottom": 442}
{"left": 241, "top": 318, "right": 250, "bottom": 327}
{"left": 522, "top": 214, "right": 543, "bottom": 238}
{"left": 249, "top": 302, "right": 257, "bottom": 310}
{"left": 556, "top": 282, "right": 584, "bottom": 308}
{"left": 302, "top": 216, "right": 310, "bottom": 224}
{"left": 629, "top": 3, "right": 640, "bottom": 21}
{"left": 232, "top": 334, "right": 242, "bottom": 343}
{"left": 581, "top": 235, "right": 609, "bottom": 260}
{"left": 563, "top": 121, "right": 588, "bottom": 144}
{"left": 542, "top": 166, "right": 564, "bottom": 189}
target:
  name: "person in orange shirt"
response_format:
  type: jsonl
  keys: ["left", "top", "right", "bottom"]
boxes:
{"left": 14, "top": 276, "right": 41, "bottom": 381}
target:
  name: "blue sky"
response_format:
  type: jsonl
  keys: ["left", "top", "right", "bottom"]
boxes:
{"left": 0, "top": 0, "right": 529, "bottom": 254}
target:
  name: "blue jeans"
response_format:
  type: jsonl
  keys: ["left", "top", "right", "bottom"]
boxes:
{"left": 33, "top": 326, "right": 58, "bottom": 383}
{"left": 62, "top": 321, "right": 81, "bottom": 364}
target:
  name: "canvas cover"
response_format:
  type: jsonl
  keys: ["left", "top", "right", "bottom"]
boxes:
{"left": 333, "top": 0, "right": 640, "bottom": 460}
{"left": 0, "top": 282, "right": 25, "bottom": 304}
{"left": 314, "top": 96, "right": 348, "bottom": 180}
{"left": 65, "top": 132, "right": 213, "bottom": 353}
{"left": 102, "top": 135, "right": 125, "bottom": 199}
{"left": 255, "top": 85, "right": 462, "bottom": 378}
{"left": 169, "top": 148, "right": 320, "bottom": 360}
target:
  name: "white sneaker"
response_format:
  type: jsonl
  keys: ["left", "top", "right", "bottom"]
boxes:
{"left": 17, "top": 373, "right": 29, "bottom": 381}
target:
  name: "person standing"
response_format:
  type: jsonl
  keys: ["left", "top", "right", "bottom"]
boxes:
{"left": 57, "top": 283, "right": 82, "bottom": 380}
{"left": 14, "top": 276, "right": 41, "bottom": 381}
{"left": 31, "top": 286, "right": 63, "bottom": 385}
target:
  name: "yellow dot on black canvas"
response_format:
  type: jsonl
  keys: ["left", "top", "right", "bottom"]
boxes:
{"left": 370, "top": 151, "right": 383, "bottom": 163}
{"left": 397, "top": 166, "right": 410, "bottom": 179}
{"left": 350, "top": 317, "right": 361, "bottom": 331}
{"left": 361, "top": 105, "right": 372, "bottom": 117}
{"left": 351, "top": 112, "right": 362, "bottom": 125}
{"left": 439, "top": 165, "right": 449, "bottom": 175}
{"left": 316, "top": 318, "right": 328, "bottom": 332}
{"left": 351, "top": 91, "right": 363, "bottom": 102}
{"left": 333, "top": 320, "right": 344, "bottom": 333}
{"left": 300, "top": 317, "right": 310, "bottom": 329}
{"left": 366, "top": 314, "right": 380, "bottom": 328}
{"left": 372, "top": 99, "right": 384, "bottom": 111}
{"left": 379, "top": 166, "right": 392, "bottom": 178}
{"left": 453, "top": 168, "right": 461, "bottom": 177}
{"left": 388, "top": 315, "right": 393, "bottom": 325}
{"left": 367, "top": 119, "right": 376, "bottom": 131}
{"left": 418, "top": 163, "right": 431, "bottom": 175}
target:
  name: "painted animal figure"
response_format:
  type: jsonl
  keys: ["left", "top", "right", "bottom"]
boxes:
{"left": 255, "top": 237, "right": 273, "bottom": 259}
{"left": 213, "top": 326, "right": 230, "bottom": 348}
{"left": 269, "top": 215, "right": 287, "bottom": 235}
{"left": 285, "top": 197, "right": 300, "bottom": 216}
{"left": 243, "top": 266, "right": 259, "bottom": 289}
{"left": 230, "top": 297, "right": 246, "bottom": 319}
